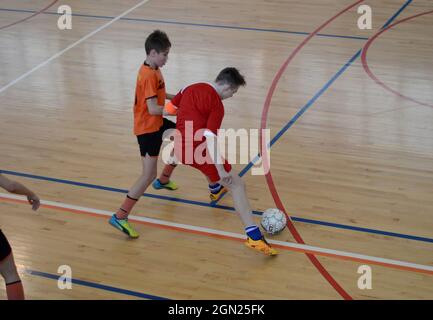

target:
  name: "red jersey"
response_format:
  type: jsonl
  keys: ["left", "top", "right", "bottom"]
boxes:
{"left": 172, "top": 82, "right": 232, "bottom": 181}
{"left": 173, "top": 82, "right": 224, "bottom": 145}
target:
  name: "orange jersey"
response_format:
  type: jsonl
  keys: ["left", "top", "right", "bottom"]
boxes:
{"left": 133, "top": 63, "right": 166, "bottom": 135}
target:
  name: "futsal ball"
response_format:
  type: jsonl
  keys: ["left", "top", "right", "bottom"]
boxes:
{"left": 260, "top": 208, "right": 287, "bottom": 235}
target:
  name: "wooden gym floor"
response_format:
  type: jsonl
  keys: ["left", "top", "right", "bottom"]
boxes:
{"left": 0, "top": 0, "right": 432, "bottom": 299}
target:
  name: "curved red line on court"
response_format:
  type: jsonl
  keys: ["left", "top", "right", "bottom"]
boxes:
{"left": 361, "top": 9, "right": 433, "bottom": 109}
{"left": 259, "top": 1, "right": 367, "bottom": 300}
{"left": 0, "top": 0, "right": 59, "bottom": 31}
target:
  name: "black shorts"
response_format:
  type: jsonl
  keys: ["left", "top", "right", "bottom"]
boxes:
{"left": 136, "top": 118, "right": 176, "bottom": 157}
{"left": 0, "top": 229, "right": 12, "bottom": 261}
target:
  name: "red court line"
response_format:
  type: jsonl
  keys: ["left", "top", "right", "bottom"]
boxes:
{"left": 259, "top": 0, "right": 369, "bottom": 300}
{"left": 0, "top": 0, "right": 59, "bottom": 31}
{"left": 361, "top": 9, "right": 433, "bottom": 109}
{"left": 3, "top": 195, "right": 433, "bottom": 277}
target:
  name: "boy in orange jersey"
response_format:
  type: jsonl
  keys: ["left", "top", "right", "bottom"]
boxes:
{"left": 0, "top": 173, "right": 40, "bottom": 299}
{"left": 109, "top": 30, "right": 179, "bottom": 238}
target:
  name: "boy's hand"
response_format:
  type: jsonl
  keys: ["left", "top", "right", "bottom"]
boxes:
{"left": 27, "top": 194, "right": 40, "bottom": 211}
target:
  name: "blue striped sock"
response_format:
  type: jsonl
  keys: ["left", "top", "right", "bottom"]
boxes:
{"left": 209, "top": 183, "right": 223, "bottom": 194}
{"left": 245, "top": 226, "right": 262, "bottom": 241}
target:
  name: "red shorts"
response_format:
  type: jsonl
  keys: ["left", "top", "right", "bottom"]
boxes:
{"left": 189, "top": 161, "right": 232, "bottom": 183}
{"left": 175, "top": 138, "right": 232, "bottom": 182}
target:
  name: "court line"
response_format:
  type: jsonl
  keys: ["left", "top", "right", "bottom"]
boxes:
{"left": 0, "top": 7, "right": 369, "bottom": 41}
{"left": 213, "top": 0, "right": 414, "bottom": 205}
{"left": 25, "top": 269, "right": 169, "bottom": 300}
{"left": 0, "top": 0, "right": 425, "bottom": 297}
{"left": 361, "top": 9, "right": 433, "bottom": 109}
{"left": 255, "top": 0, "right": 370, "bottom": 301}
{"left": 257, "top": 0, "right": 414, "bottom": 301}
{"left": 1, "top": 168, "right": 432, "bottom": 244}
{"left": 208, "top": 0, "right": 413, "bottom": 299}
{"left": 0, "top": 0, "right": 58, "bottom": 30}
{"left": 2, "top": 193, "right": 432, "bottom": 276}
{"left": 0, "top": 0, "right": 151, "bottom": 95}
{"left": 1, "top": 1, "right": 426, "bottom": 247}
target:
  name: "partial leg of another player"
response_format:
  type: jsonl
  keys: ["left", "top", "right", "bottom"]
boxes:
{"left": 0, "top": 252, "right": 25, "bottom": 300}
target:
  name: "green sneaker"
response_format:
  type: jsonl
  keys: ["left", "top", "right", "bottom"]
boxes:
{"left": 152, "top": 179, "right": 178, "bottom": 190}
{"left": 109, "top": 214, "right": 139, "bottom": 238}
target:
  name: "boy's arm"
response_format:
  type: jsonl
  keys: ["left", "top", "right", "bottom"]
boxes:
{"left": 163, "top": 91, "right": 182, "bottom": 116}
{"left": 163, "top": 101, "right": 178, "bottom": 116}
{"left": 147, "top": 96, "right": 178, "bottom": 116}
{"left": 166, "top": 93, "right": 176, "bottom": 100}
{"left": 146, "top": 97, "right": 163, "bottom": 115}
{"left": 0, "top": 174, "right": 40, "bottom": 210}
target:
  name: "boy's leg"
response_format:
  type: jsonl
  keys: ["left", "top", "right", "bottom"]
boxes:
{"left": 0, "top": 231, "right": 24, "bottom": 300}
{"left": 153, "top": 152, "right": 178, "bottom": 190}
{"left": 128, "top": 155, "right": 158, "bottom": 199}
{"left": 156, "top": 163, "right": 177, "bottom": 186}
{"left": 0, "top": 254, "right": 24, "bottom": 300}
{"left": 196, "top": 163, "right": 277, "bottom": 256}
{"left": 110, "top": 155, "right": 158, "bottom": 238}
{"left": 221, "top": 175, "right": 277, "bottom": 256}
{"left": 221, "top": 175, "right": 255, "bottom": 226}
{"left": 153, "top": 125, "right": 178, "bottom": 190}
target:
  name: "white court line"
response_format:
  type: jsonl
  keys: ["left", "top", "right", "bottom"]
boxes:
{"left": 1, "top": 192, "right": 433, "bottom": 275}
{"left": 0, "top": 0, "right": 150, "bottom": 94}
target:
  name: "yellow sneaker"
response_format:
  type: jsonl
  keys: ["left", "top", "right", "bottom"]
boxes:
{"left": 109, "top": 214, "right": 139, "bottom": 238}
{"left": 209, "top": 186, "right": 227, "bottom": 202}
{"left": 244, "top": 237, "right": 278, "bottom": 256}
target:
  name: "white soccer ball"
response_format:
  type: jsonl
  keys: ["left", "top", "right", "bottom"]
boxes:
{"left": 260, "top": 208, "right": 287, "bottom": 235}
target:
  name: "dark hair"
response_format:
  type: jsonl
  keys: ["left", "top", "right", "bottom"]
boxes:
{"left": 215, "top": 67, "right": 246, "bottom": 88}
{"left": 145, "top": 30, "right": 171, "bottom": 54}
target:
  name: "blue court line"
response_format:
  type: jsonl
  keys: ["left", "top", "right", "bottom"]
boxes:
{"left": 2, "top": 1, "right": 429, "bottom": 243}
{"left": 213, "top": 0, "right": 414, "bottom": 205}
{"left": 26, "top": 269, "right": 169, "bottom": 300}
{"left": 0, "top": 169, "right": 252, "bottom": 213}
{"left": 0, "top": 7, "right": 368, "bottom": 40}
{"left": 2, "top": 168, "right": 432, "bottom": 244}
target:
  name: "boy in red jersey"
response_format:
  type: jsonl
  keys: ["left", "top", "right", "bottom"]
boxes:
{"left": 0, "top": 173, "right": 40, "bottom": 299}
{"left": 171, "top": 68, "right": 278, "bottom": 256}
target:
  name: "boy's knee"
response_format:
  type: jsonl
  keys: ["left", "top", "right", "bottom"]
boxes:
{"left": 0, "top": 262, "right": 20, "bottom": 283}
{"left": 149, "top": 173, "right": 157, "bottom": 182}
{"left": 4, "top": 271, "right": 20, "bottom": 284}
{"left": 230, "top": 175, "right": 245, "bottom": 188}
{"left": 139, "top": 172, "right": 157, "bottom": 184}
